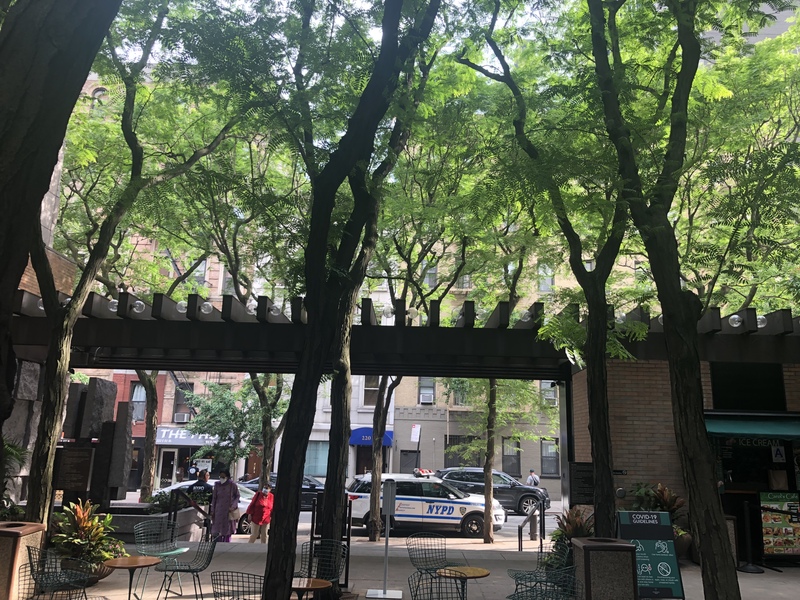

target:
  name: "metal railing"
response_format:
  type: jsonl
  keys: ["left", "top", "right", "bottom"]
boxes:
{"left": 167, "top": 489, "right": 212, "bottom": 540}
{"left": 518, "top": 498, "right": 546, "bottom": 552}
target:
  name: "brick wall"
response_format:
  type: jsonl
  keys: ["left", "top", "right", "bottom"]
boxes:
{"left": 18, "top": 248, "right": 76, "bottom": 296}
{"left": 112, "top": 373, "right": 168, "bottom": 439}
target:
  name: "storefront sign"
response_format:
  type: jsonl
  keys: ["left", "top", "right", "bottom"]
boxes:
{"left": 618, "top": 511, "right": 684, "bottom": 599}
{"left": 156, "top": 426, "right": 219, "bottom": 446}
{"left": 760, "top": 492, "right": 800, "bottom": 556}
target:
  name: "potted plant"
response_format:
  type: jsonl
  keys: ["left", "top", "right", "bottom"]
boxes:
{"left": 50, "top": 499, "right": 129, "bottom": 584}
{"left": 550, "top": 506, "right": 596, "bottom": 566}
{"left": 630, "top": 482, "right": 692, "bottom": 558}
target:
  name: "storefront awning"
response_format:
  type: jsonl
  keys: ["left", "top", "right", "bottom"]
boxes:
{"left": 705, "top": 414, "right": 800, "bottom": 440}
{"left": 349, "top": 427, "right": 393, "bottom": 446}
{"left": 156, "top": 426, "right": 219, "bottom": 446}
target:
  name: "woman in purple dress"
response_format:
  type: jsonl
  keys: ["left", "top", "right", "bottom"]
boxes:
{"left": 210, "top": 469, "right": 240, "bottom": 542}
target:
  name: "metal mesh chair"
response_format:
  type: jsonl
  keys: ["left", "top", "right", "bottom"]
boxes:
{"left": 156, "top": 537, "right": 217, "bottom": 600}
{"left": 506, "top": 574, "right": 583, "bottom": 600}
{"left": 406, "top": 532, "right": 465, "bottom": 575}
{"left": 21, "top": 547, "right": 90, "bottom": 600}
{"left": 293, "top": 539, "right": 348, "bottom": 583}
{"left": 507, "top": 543, "right": 572, "bottom": 593}
{"left": 211, "top": 571, "right": 264, "bottom": 600}
{"left": 407, "top": 571, "right": 464, "bottom": 600}
{"left": 134, "top": 520, "right": 188, "bottom": 595}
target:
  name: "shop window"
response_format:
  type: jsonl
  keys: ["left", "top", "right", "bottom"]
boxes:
{"left": 711, "top": 363, "right": 785, "bottom": 411}
{"left": 364, "top": 375, "right": 380, "bottom": 407}
{"left": 418, "top": 376, "right": 435, "bottom": 405}
{"left": 130, "top": 382, "right": 146, "bottom": 421}
{"left": 541, "top": 439, "right": 559, "bottom": 476}
{"left": 304, "top": 441, "right": 329, "bottom": 477}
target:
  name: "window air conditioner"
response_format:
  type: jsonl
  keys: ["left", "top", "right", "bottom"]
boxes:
{"left": 173, "top": 412, "right": 191, "bottom": 423}
{"left": 419, "top": 393, "right": 434, "bottom": 405}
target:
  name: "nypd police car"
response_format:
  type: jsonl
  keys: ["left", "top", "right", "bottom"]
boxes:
{"left": 346, "top": 471, "right": 506, "bottom": 537}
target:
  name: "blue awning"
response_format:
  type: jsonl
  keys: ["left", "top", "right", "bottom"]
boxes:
{"left": 350, "top": 427, "right": 393, "bottom": 446}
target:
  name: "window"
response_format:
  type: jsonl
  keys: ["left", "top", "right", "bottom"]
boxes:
{"left": 502, "top": 437, "right": 521, "bottom": 477}
{"left": 363, "top": 375, "right": 380, "bottom": 407}
{"left": 194, "top": 259, "right": 207, "bottom": 285}
{"left": 584, "top": 259, "right": 595, "bottom": 272}
{"left": 453, "top": 388, "right": 467, "bottom": 406}
{"left": 538, "top": 264, "right": 554, "bottom": 293}
{"left": 540, "top": 381, "right": 558, "bottom": 407}
{"left": 222, "top": 270, "right": 236, "bottom": 295}
{"left": 396, "top": 481, "right": 421, "bottom": 496}
{"left": 421, "top": 481, "right": 451, "bottom": 498}
{"left": 418, "top": 377, "right": 435, "bottom": 404}
{"left": 304, "top": 441, "right": 329, "bottom": 477}
{"left": 456, "top": 273, "right": 472, "bottom": 289}
{"left": 444, "top": 435, "right": 477, "bottom": 468}
{"left": 541, "top": 439, "right": 560, "bottom": 476}
{"left": 175, "top": 382, "right": 193, "bottom": 405}
{"left": 130, "top": 382, "right": 146, "bottom": 421}
{"left": 423, "top": 264, "right": 438, "bottom": 288}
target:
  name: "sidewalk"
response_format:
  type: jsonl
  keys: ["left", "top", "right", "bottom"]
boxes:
{"left": 83, "top": 535, "right": 800, "bottom": 600}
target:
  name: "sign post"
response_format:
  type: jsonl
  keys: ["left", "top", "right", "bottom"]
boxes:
{"left": 410, "top": 424, "right": 421, "bottom": 469}
{"left": 618, "top": 511, "right": 684, "bottom": 599}
{"left": 366, "top": 479, "right": 402, "bottom": 599}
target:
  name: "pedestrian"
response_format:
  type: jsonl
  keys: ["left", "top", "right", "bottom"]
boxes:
{"left": 187, "top": 469, "right": 213, "bottom": 502}
{"left": 210, "top": 469, "right": 240, "bottom": 542}
{"left": 188, "top": 462, "right": 198, "bottom": 480}
{"left": 526, "top": 468, "right": 540, "bottom": 487}
{"left": 245, "top": 481, "right": 274, "bottom": 544}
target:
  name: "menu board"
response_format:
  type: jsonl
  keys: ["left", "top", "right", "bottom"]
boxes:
{"left": 618, "top": 511, "right": 684, "bottom": 599}
{"left": 760, "top": 491, "right": 800, "bottom": 555}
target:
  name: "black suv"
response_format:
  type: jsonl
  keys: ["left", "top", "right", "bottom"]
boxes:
{"left": 435, "top": 467, "right": 550, "bottom": 515}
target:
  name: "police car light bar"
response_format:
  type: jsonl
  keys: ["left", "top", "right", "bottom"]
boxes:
{"left": 413, "top": 468, "right": 434, "bottom": 477}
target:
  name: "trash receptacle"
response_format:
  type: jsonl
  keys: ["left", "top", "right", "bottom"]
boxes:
{"left": 572, "top": 537, "right": 638, "bottom": 600}
{"left": 0, "top": 521, "right": 47, "bottom": 600}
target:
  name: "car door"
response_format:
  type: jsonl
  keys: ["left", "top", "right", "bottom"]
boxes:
{"left": 392, "top": 480, "right": 422, "bottom": 527}
{"left": 491, "top": 472, "right": 516, "bottom": 510}
{"left": 419, "top": 481, "right": 460, "bottom": 531}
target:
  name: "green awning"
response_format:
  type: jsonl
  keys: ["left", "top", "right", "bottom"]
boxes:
{"left": 705, "top": 415, "right": 800, "bottom": 440}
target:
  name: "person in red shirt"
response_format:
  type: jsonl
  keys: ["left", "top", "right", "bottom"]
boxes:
{"left": 246, "top": 481, "right": 274, "bottom": 544}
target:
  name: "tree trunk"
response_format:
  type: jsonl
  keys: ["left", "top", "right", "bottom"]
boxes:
{"left": 368, "top": 375, "right": 401, "bottom": 541}
{"left": 584, "top": 290, "right": 616, "bottom": 538}
{"left": 137, "top": 369, "right": 159, "bottom": 501}
{"left": 482, "top": 378, "right": 497, "bottom": 544}
{"left": 0, "top": 0, "right": 122, "bottom": 499}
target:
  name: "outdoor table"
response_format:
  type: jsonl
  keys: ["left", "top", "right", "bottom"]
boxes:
{"left": 436, "top": 566, "right": 490, "bottom": 600}
{"left": 291, "top": 577, "right": 332, "bottom": 600}
{"left": 104, "top": 556, "right": 162, "bottom": 600}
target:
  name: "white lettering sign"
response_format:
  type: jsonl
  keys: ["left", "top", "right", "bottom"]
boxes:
{"left": 410, "top": 424, "right": 421, "bottom": 443}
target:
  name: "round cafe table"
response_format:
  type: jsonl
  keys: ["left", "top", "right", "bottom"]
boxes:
{"left": 436, "top": 566, "right": 490, "bottom": 600}
{"left": 104, "top": 556, "right": 162, "bottom": 600}
{"left": 291, "top": 577, "right": 332, "bottom": 600}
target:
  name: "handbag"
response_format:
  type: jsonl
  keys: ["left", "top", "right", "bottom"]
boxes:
{"left": 229, "top": 507, "right": 241, "bottom": 520}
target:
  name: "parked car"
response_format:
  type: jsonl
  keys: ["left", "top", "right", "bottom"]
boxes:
{"left": 435, "top": 467, "right": 550, "bottom": 515}
{"left": 154, "top": 480, "right": 255, "bottom": 534}
{"left": 242, "top": 473, "right": 324, "bottom": 511}
{"left": 346, "top": 472, "right": 505, "bottom": 538}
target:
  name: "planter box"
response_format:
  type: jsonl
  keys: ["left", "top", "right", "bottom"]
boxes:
{"left": 111, "top": 507, "right": 205, "bottom": 544}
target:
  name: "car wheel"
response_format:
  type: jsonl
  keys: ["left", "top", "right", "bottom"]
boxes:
{"left": 518, "top": 495, "right": 538, "bottom": 515}
{"left": 461, "top": 514, "right": 484, "bottom": 538}
{"left": 238, "top": 515, "right": 251, "bottom": 535}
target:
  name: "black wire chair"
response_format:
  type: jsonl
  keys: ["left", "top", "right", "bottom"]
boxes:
{"left": 505, "top": 574, "right": 583, "bottom": 600}
{"left": 406, "top": 532, "right": 465, "bottom": 575}
{"left": 156, "top": 537, "right": 218, "bottom": 600}
{"left": 293, "top": 539, "right": 348, "bottom": 584}
{"left": 21, "top": 547, "right": 90, "bottom": 600}
{"left": 211, "top": 571, "right": 264, "bottom": 600}
{"left": 134, "top": 520, "right": 189, "bottom": 595}
{"left": 407, "top": 571, "right": 464, "bottom": 600}
{"left": 507, "top": 542, "right": 572, "bottom": 593}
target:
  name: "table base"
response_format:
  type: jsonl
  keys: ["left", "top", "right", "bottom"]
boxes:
{"left": 365, "top": 589, "right": 404, "bottom": 599}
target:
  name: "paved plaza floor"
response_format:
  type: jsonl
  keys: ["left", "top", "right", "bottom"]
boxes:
{"left": 79, "top": 531, "right": 800, "bottom": 600}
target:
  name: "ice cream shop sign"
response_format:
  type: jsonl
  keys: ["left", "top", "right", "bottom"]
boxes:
{"left": 156, "top": 426, "right": 219, "bottom": 446}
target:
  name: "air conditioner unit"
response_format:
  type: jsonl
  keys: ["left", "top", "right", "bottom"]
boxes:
{"left": 173, "top": 412, "right": 191, "bottom": 423}
{"left": 419, "top": 393, "right": 434, "bottom": 405}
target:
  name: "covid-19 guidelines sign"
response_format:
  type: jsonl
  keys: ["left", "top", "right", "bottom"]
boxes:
{"left": 618, "top": 511, "right": 684, "bottom": 599}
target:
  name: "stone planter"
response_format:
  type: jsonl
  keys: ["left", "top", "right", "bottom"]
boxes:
{"left": 62, "top": 558, "right": 114, "bottom": 586}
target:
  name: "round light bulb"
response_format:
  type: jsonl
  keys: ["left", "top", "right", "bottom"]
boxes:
{"left": 728, "top": 314, "right": 743, "bottom": 328}
{"left": 756, "top": 315, "right": 767, "bottom": 329}
{"left": 246, "top": 301, "right": 257, "bottom": 316}
{"left": 407, "top": 307, "right": 419, "bottom": 319}
{"left": 107, "top": 299, "right": 119, "bottom": 312}
{"left": 268, "top": 304, "right": 282, "bottom": 317}
{"left": 658, "top": 314, "right": 664, "bottom": 325}
{"left": 520, "top": 311, "right": 532, "bottom": 323}
{"left": 176, "top": 301, "right": 188, "bottom": 314}
{"left": 615, "top": 313, "right": 626, "bottom": 324}
{"left": 382, "top": 305, "right": 395, "bottom": 318}
{"left": 37, "top": 298, "right": 45, "bottom": 311}
{"left": 132, "top": 300, "right": 146, "bottom": 314}
{"left": 200, "top": 301, "right": 213, "bottom": 315}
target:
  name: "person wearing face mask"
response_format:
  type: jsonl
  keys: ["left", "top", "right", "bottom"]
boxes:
{"left": 210, "top": 469, "right": 240, "bottom": 542}
{"left": 245, "top": 481, "right": 274, "bottom": 544}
